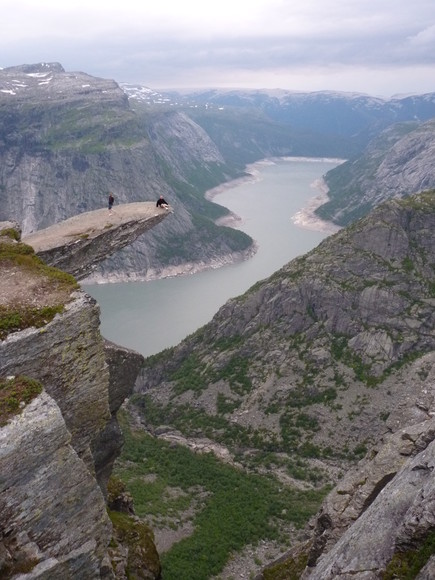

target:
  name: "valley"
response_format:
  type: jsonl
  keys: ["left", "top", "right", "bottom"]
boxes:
{"left": 2, "top": 62, "right": 435, "bottom": 579}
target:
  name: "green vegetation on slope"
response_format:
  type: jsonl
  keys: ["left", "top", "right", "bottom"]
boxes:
{"left": 115, "top": 410, "right": 329, "bottom": 580}
{"left": 0, "top": 237, "right": 78, "bottom": 339}
{"left": 383, "top": 532, "right": 435, "bottom": 579}
{"left": 108, "top": 510, "right": 161, "bottom": 579}
{"left": 155, "top": 214, "right": 252, "bottom": 264}
{"left": 0, "top": 375, "right": 43, "bottom": 426}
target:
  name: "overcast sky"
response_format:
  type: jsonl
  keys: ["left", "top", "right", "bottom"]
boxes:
{"left": 2, "top": 0, "right": 435, "bottom": 97}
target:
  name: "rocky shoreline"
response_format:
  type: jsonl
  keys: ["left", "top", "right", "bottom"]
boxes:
{"left": 83, "top": 244, "right": 258, "bottom": 284}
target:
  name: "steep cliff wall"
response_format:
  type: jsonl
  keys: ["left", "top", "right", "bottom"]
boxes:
{"left": 0, "top": 222, "right": 159, "bottom": 578}
{"left": 136, "top": 192, "right": 435, "bottom": 461}
{"left": 316, "top": 118, "right": 435, "bottom": 225}
{"left": 0, "top": 63, "right": 252, "bottom": 282}
{"left": 1, "top": 292, "right": 111, "bottom": 469}
{"left": 0, "top": 390, "right": 112, "bottom": 578}
{"left": 131, "top": 192, "right": 435, "bottom": 577}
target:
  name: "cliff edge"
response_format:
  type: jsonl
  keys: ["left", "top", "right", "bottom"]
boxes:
{"left": 0, "top": 220, "right": 160, "bottom": 578}
{"left": 23, "top": 202, "right": 169, "bottom": 281}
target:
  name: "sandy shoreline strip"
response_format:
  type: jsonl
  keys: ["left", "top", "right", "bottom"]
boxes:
{"left": 205, "top": 161, "right": 263, "bottom": 200}
{"left": 291, "top": 177, "right": 342, "bottom": 234}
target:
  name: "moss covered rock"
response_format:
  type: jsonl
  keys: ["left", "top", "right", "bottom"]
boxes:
{"left": 109, "top": 510, "right": 161, "bottom": 580}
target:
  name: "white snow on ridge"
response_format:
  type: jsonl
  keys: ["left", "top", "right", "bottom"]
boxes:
{"left": 26, "top": 72, "right": 51, "bottom": 78}
{"left": 0, "top": 71, "right": 54, "bottom": 96}
{"left": 120, "top": 83, "right": 171, "bottom": 104}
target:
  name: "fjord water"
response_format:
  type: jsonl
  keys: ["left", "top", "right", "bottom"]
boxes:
{"left": 84, "top": 158, "right": 340, "bottom": 357}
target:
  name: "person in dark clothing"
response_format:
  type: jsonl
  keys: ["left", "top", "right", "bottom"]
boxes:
{"left": 108, "top": 193, "right": 115, "bottom": 212}
{"left": 156, "top": 195, "right": 169, "bottom": 209}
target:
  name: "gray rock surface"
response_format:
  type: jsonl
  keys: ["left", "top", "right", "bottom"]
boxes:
{"left": 0, "top": 219, "right": 160, "bottom": 577}
{"left": 137, "top": 193, "right": 435, "bottom": 461}
{"left": 0, "top": 62, "right": 252, "bottom": 282}
{"left": 303, "top": 385, "right": 435, "bottom": 574}
{"left": 0, "top": 391, "right": 111, "bottom": 579}
{"left": 93, "top": 339, "right": 145, "bottom": 497}
{"left": 136, "top": 193, "right": 435, "bottom": 576}
{"left": 317, "top": 120, "right": 435, "bottom": 225}
{"left": 1, "top": 292, "right": 110, "bottom": 469}
{"left": 304, "top": 412, "right": 435, "bottom": 578}
{"left": 23, "top": 202, "right": 169, "bottom": 280}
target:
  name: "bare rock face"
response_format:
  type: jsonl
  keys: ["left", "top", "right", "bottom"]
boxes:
{"left": 0, "top": 292, "right": 155, "bottom": 577}
{"left": 317, "top": 118, "right": 435, "bottom": 226}
{"left": 138, "top": 193, "right": 435, "bottom": 461}
{"left": 303, "top": 378, "right": 435, "bottom": 575}
{"left": 22, "top": 202, "right": 169, "bottom": 281}
{"left": 0, "top": 221, "right": 158, "bottom": 578}
{"left": 93, "top": 340, "right": 145, "bottom": 497}
{"left": 1, "top": 292, "right": 110, "bottom": 469}
{"left": 0, "top": 391, "right": 111, "bottom": 578}
{"left": 303, "top": 412, "right": 435, "bottom": 578}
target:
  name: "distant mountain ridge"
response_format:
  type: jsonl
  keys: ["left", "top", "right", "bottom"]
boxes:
{"left": 123, "top": 84, "right": 435, "bottom": 150}
{"left": 124, "top": 84, "right": 435, "bottom": 235}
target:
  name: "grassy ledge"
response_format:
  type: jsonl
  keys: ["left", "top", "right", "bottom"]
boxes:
{"left": 0, "top": 235, "right": 79, "bottom": 340}
{"left": 0, "top": 375, "right": 43, "bottom": 427}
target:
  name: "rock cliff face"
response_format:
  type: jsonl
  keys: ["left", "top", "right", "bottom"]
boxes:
{"left": 0, "top": 390, "right": 112, "bottom": 578}
{"left": 316, "top": 118, "right": 435, "bottom": 225}
{"left": 1, "top": 293, "right": 112, "bottom": 469}
{"left": 137, "top": 192, "right": 435, "bottom": 458}
{"left": 0, "top": 222, "right": 158, "bottom": 578}
{"left": 0, "top": 62, "right": 252, "bottom": 282}
{"left": 22, "top": 202, "right": 169, "bottom": 281}
{"left": 133, "top": 192, "right": 435, "bottom": 577}
{"left": 301, "top": 394, "right": 435, "bottom": 578}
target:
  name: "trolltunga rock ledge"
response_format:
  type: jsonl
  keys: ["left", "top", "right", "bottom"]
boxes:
{"left": 23, "top": 202, "right": 170, "bottom": 281}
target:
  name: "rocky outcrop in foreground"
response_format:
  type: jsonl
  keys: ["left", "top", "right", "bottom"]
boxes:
{"left": 23, "top": 202, "right": 169, "bottom": 280}
{"left": 0, "top": 222, "right": 159, "bottom": 578}
{"left": 300, "top": 363, "right": 435, "bottom": 577}
{"left": 1, "top": 390, "right": 111, "bottom": 578}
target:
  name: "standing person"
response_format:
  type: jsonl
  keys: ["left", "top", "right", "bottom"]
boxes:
{"left": 156, "top": 195, "right": 169, "bottom": 209}
{"left": 108, "top": 193, "right": 114, "bottom": 212}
